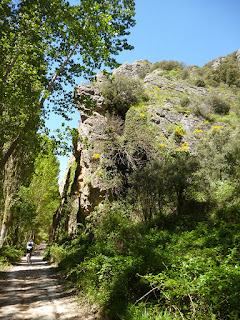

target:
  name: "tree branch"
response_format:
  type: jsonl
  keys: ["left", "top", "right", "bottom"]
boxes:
{"left": 0, "top": 42, "right": 79, "bottom": 172}
{"left": 134, "top": 287, "right": 160, "bottom": 306}
{"left": 39, "top": 41, "right": 79, "bottom": 109}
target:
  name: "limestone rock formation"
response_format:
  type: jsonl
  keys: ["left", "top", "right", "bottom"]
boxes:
{"left": 52, "top": 50, "right": 240, "bottom": 239}
{"left": 113, "top": 59, "right": 152, "bottom": 78}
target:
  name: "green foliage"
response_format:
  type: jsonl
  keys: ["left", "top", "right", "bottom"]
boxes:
{"left": 208, "top": 93, "right": 230, "bottom": 115}
{"left": 7, "top": 186, "right": 36, "bottom": 246}
{"left": 194, "top": 78, "right": 206, "bottom": 87}
{"left": 29, "top": 136, "right": 60, "bottom": 240}
{"left": 0, "top": 245, "right": 23, "bottom": 266}
{"left": 195, "top": 128, "right": 240, "bottom": 221}
{"left": 48, "top": 199, "right": 240, "bottom": 319}
{"left": 151, "top": 60, "right": 185, "bottom": 72}
{"left": 99, "top": 75, "right": 148, "bottom": 118}
{"left": 202, "top": 52, "right": 240, "bottom": 87}
{"left": 180, "top": 96, "right": 190, "bottom": 108}
{"left": 0, "top": 0, "right": 136, "bottom": 171}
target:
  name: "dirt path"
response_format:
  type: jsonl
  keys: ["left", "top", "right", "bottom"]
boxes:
{"left": 0, "top": 245, "right": 97, "bottom": 320}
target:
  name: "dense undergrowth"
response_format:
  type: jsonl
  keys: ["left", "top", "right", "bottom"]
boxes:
{"left": 46, "top": 201, "right": 240, "bottom": 320}
{"left": 0, "top": 245, "right": 23, "bottom": 268}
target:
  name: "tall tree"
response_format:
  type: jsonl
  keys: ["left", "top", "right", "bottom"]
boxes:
{"left": 0, "top": 0, "right": 135, "bottom": 246}
{"left": 0, "top": 130, "right": 40, "bottom": 246}
{"left": 29, "top": 136, "right": 60, "bottom": 240}
{"left": 0, "top": 0, "right": 136, "bottom": 171}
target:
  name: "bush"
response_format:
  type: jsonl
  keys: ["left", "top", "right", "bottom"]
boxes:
{"left": 0, "top": 245, "right": 23, "bottom": 265}
{"left": 194, "top": 78, "right": 206, "bottom": 87}
{"left": 209, "top": 94, "right": 230, "bottom": 115}
{"left": 151, "top": 60, "right": 184, "bottom": 72}
{"left": 99, "top": 75, "right": 148, "bottom": 118}
{"left": 180, "top": 96, "right": 190, "bottom": 108}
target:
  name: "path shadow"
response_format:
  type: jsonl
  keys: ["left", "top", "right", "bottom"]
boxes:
{"left": 0, "top": 250, "right": 75, "bottom": 310}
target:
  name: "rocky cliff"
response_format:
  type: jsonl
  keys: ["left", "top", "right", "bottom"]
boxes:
{"left": 51, "top": 51, "right": 240, "bottom": 240}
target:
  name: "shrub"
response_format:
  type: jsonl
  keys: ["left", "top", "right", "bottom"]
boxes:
{"left": 99, "top": 75, "right": 148, "bottom": 118}
{"left": 150, "top": 60, "right": 184, "bottom": 72}
{"left": 202, "top": 52, "right": 240, "bottom": 87}
{"left": 0, "top": 245, "right": 23, "bottom": 265}
{"left": 208, "top": 94, "right": 230, "bottom": 115}
{"left": 180, "top": 96, "right": 190, "bottom": 108}
{"left": 174, "top": 125, "right": 184, "bottom": 141}
{"left": 194, "top": 78, "right": 206, "bottom": 87}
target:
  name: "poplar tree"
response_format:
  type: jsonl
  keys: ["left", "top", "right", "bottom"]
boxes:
{"left": 0, "top": 0, "right": 136, "bottom": 171}
{"left": 0, "top": 0, "right": 135, "bottom": 246}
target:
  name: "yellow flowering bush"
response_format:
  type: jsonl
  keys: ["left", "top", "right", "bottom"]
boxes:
{"left": 175, "top": 126, "right": 184, "bottom": 138}
{"left": 177, "top": 142, "right": 189, "bottom": 152}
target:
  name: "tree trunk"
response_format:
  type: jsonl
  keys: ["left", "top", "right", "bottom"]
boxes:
{"left": 0, "top": 157, "right": 18, "bottom": 247}
{"left": 0, "top": 195, "right": 12, "bottom": 247}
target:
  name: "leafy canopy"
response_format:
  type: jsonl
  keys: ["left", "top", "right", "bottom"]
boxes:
{"left": 0, "top": 0, "right": 136, "bottom": 170}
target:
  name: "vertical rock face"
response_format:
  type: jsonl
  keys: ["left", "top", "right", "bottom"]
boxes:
{"left": 75, "top": 100, "right": 109, "bottom": 220}
{"left": 51, "top": 85, "right": 110, "bottom": 240}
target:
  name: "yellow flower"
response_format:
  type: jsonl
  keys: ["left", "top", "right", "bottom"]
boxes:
{"left": 175, "top": 126, "right": 184, "bottom": 137}
{"left": 98, "top": 171, "right": 103, "bottom": 175}
{"left": 159, "top": 144, "right": 166, "bottom": 149}
{"left": 92, "top": 153, "right": 101, "bottom": 159}
{"left": 211, "top": 126, "right": 223, "bottom": 131}
{"left": 177, "top": 142, "right": 189, "bottom": 152}
{"left": 139, "top": 113, "right": 145, "bottom": 117}
{"left": 193, "top": 129, "right": 203, "bottom": 134}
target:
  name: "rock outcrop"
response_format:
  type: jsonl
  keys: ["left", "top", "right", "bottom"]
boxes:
{"left": 52, "top": 50, "right": 240, "bottom": 239}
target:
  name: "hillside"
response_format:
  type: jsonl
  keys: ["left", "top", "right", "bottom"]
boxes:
{"left": 48, "top": 50, "right": 240, "bottom": 320}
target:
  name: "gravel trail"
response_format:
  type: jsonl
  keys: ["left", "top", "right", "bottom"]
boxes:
{"left": 0, "top": 245, "right": 97, "bottom": 320}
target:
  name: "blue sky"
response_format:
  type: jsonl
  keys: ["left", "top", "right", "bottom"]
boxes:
{"left": 55, "top": 0, "right": 240, "bottom": 182}
{"left": 117, "top": 0, "right": 240, "bottom": 66}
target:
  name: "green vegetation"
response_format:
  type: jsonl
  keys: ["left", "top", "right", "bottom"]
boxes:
{"left": 46, "top": 51, "right": 240, "bottom": 319}
{"left": 0, "top": 136, "right": 60, "bottom": 250}
{"left": 48, "top": 125, "right": 240, "bottom": 319}
{"left": 208, "top": 93, "right": 230, "bottom": 115}
{"left": 0, "top": 0, "right": 136, "bottom": 250}
{"left": 1, "top": 26, "right": 240, "bottom": 319}
{"left": 47, "top": 200, "right": 240, "bottom": 319}
{"left": 202, "top": 52, "right": 240, "bottom": 87}
{"left": 151, "top": 60, "right": 185, "bottom": 72}
{"left": 98, "top": 75, "right": 149, "bottom": 118}
{"left": 0, "top": 245, "right": 23, "bottom": 267}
